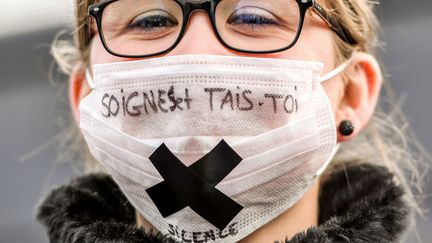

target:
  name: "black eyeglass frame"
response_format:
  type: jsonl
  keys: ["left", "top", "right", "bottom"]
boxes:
{"left": 88, "top": 0, "right": 357, "bottom": 58}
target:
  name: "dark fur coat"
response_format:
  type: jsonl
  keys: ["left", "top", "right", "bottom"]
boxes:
{"left": 36, "top": 164, "right": 411, "bottom": 242}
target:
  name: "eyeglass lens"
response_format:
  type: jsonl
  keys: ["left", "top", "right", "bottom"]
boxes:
{"left": 101, "top": 0, "right": 301, "bottom": 56}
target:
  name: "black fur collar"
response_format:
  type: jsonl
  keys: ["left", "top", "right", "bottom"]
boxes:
{"left": 36, "top": 164, "right": 410, "bottom": 242}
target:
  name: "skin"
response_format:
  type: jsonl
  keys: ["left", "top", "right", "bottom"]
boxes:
{"left": 69, "top": 8, "right": 383, "bottom": 242}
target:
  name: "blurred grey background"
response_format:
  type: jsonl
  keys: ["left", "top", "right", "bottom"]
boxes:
{"left": 0, "top": 0, "right": 431, "bottom": 242}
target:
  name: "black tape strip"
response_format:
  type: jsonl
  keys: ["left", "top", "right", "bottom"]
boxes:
{"left": 189, "top": 140, "right": 242, "bottom": 185}
{"left": 146, "top": 140, "right": 243, "bottom": 230}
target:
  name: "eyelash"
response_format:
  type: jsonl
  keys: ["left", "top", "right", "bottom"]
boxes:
{"left": 128, "top": 14, "right": 178, "bottom": 31}
{"left": 227, "top": 13, "right": 280, "bottom": 26}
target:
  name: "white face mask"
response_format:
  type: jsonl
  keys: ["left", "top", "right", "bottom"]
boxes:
{"left": 79, "top": 54, "right": 350, "bottom": 242}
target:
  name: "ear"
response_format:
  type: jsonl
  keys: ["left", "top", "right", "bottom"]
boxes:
{"left": 336, "top": 52, "right": 383, "bottom": 142}
{"left": 69, "top": 62, "right": 92, "bottom": 123}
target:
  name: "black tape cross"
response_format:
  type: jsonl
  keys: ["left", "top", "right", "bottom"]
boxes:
{"left": 146, "top": 140, "right": 243, "bottom": 230}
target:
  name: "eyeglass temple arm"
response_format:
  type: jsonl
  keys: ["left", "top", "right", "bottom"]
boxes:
{"left": 312, "top": 1, "right": 358, "bottom": 45}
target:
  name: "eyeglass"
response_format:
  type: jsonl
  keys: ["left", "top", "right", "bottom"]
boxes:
{"left": 88, "top": 0, "right": 357, "bottom": 58}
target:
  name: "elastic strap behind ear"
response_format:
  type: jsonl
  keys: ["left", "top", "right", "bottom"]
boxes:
{"left": 85, "top": 68, "right": 96, "bottom": 89}
{"left": 315, "top": 144, "right": 341, "bottom": 177}
{"left": 319, "top": 53, "right": 356, "bottom": 83}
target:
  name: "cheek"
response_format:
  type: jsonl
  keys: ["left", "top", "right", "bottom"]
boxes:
{"left": 260, "top": 26, "right": 337, "bottom": 75}
{"left": 321, "top": 79, "right": 344, "bottom": 115}
{"left": 90, "top": 37, "right": 132, "bottom": 66}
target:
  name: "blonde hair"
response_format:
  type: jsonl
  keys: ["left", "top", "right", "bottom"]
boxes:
{"left": 51, "top": 0, "right": 430, "bottom": 237}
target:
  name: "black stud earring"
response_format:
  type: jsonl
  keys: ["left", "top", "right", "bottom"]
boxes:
{"left": 339, "top": 120, "right": 355, "bottom": 136}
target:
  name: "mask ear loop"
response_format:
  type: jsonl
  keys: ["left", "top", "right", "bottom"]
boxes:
{"left": 314, "top": 52, "right": 356, "bottom": 177}
{"left": 318, "top": 52, "right": 356, "bottom": 83}
{"left": 314, "top": 144, "right": 341, "bottom": 177}
{"left": 85, "top": 68, "right": 96, "bottom": 89}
